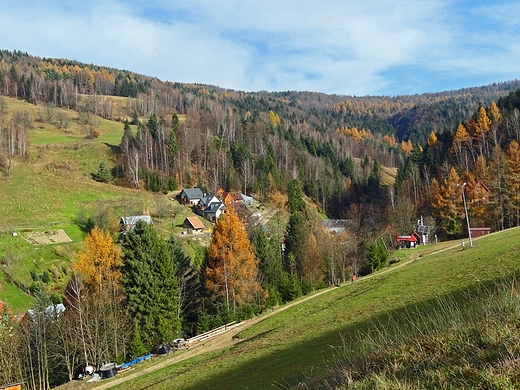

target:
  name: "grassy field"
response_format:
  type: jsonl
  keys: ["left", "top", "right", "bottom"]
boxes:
{"left": 87, "top": 228, "right": 520, "bottom": 389}
{"left": 0, "top": 97, "right": 200, "bottom": 313}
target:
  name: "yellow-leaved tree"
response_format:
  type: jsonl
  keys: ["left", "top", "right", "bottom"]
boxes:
{"left": 268, "top": 110, "right": 281, "bottom": 126}
{"left": 206, "top": 206, "right": 265, "bottom": 314}
{"left": 507, "top": 140, "right": 520, "bottom": 225}
{"left": 431, "top": 167, "right": 464, "bottom": 237}
{"left": 74, "top": 226, "right": 121, "bottom": 292}
{"left": 67, "top": 226, "right": 127, "bottom": 371}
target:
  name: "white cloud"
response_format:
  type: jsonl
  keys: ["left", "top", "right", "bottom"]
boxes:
{"left": 0, "top": 0, "right": 518, "bottom": 95}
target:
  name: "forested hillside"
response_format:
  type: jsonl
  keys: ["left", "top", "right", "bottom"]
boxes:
{"left": 3, "top": 49, "right": 520, "bottom": 389}
{"left": 2, "top": 50, "right": 519, "bottom": 222}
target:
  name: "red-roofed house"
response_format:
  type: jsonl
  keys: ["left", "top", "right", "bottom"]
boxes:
{"left": 183, "top": 216, "right": 205, "bottom": 234}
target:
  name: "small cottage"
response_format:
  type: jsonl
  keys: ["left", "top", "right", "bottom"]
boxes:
{"left": 470, "top": 227, "right": 491, "bottom": 238}
{"left": 203, "top": 202, "right": 225, "bottom": 222}
{"left": 183, "top": 216, "right": 205, "bottom": 234}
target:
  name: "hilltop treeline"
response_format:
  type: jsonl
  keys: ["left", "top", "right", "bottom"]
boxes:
{"left": 2, "top": 50, "right": 520, "bottom": 235}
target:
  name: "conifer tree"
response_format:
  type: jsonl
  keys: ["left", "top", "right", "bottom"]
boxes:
{"left": 284, "top": 210, "right": 310, "bottom": 277}
{"left": 488, "top": 146, "right": 510, "bottom": 230}
{"left": 431, "top": 167, "right": 464, "bottom": 237}
{"left": 92, "top": 161, "right": 112, "bottom": 183}
{"left": 120, "top": 221, "right": 181, "bottom": 353}
{"left": 206, "top": 206, "right": 264, "bottom": 315}
{"left": 168, "top": 235, "right": 201, "bottom": 334}
{"left": 250, "top": 225, "right": 284, "bottom": 305}
{"left": 507, "top": 140, "right": 520, "bottom": 226}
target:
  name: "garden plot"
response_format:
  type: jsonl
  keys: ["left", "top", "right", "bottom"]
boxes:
{"left": 24, "top": 229, "right": 73, "bottom": 245}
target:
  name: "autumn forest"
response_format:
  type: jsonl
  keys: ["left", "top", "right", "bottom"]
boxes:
{"left": 2, "top": 49, "right": 520, "bottom": 388}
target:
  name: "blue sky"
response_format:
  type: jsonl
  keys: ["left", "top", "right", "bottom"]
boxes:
{"left": 1, "top": 0, "right": 519, "bottom": 96}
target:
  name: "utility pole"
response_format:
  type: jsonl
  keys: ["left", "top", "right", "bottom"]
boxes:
{"left": 457, "top": 182, "right": 473, "bottom": 248}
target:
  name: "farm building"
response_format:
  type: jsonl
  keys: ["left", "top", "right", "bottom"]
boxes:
{"left": 183, "top": 216, "right": 205, "bottom": 234}
{"left": 470, "top": 227, "right": 491, "bottom": 238}
{"left": 395, "top": 231, "right": 421, "bottom": 248}
{"left": 120, "top": 215, "right": 153, "bottom": 233}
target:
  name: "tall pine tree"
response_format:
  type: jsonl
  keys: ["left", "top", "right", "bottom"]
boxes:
{"left": 120, "top": 221, "right": 181, "bottom": 354}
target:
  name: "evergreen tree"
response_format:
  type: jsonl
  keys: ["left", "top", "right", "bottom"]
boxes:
{"left": 249, "top": 225, "right": 284, "bottom": 305}
{"left": 168, "top": 235, "right": 201, "bottom": 336}
{"left": 364, "top": 241, "right": 388, "bottom": 273}
{"left": 120, "top": 221, "right": 181, "bottom": 353}
{"left": 287, "top": 179, "right": 305, "bottom": 213}
{"left": 92, "top": 161, "right": 112, "bottom": 183}
{"left": 284, "top": 210, "right": 310, "bottom": 278}
{"left": 206, "top": 206, "right": 264, "bottom": 315}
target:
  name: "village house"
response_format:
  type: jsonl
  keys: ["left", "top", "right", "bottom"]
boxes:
{"left": 179, "top": 188, "right": 204, "bottom": 205}
{"left": 202, "top": 201, "right": 226, "bottom": 222}
{"left": 219, "top": 190, "right": 243, "bottom": 205}
{"left": 183, "top": 216, "right": 205, "bottom": 234}
{"left": 198, "top": 193, "right": 220, "bottom": 211}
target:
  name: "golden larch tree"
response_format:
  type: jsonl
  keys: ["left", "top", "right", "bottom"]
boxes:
{"left": 507, "top": 140, "right": 520, "bottom": 225}
{"left": 73, "top": 226, "right": 121, "bottom": 293}
{"left": 431, "top": 167, "right": 464, "bottom": 236}
{"left": 206, "top": 206, "right": 265, "bottom": 313}
{"left": 301, "top": 232, "right": 324, "bottom": 289}
{"left": 427, "top": 131, "right": 438, "bottom": 147}
{"left": 451, "top": 123, "right": 471, "bottom": 171}
{"left": 268, "top": 110, "right": 281, "bottom": 126}
{"left": 401, "top": 140, "right": 413, "bottom": 155}
{"left": 473, "top": 106, "right": 491, "bottom": 156}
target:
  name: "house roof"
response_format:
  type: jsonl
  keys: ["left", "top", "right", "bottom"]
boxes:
{"left": 221, "top": 191, "right": 242, "bottom": 203}
{"left": 241, "top": 193, "right": 254, "bottom": 205}
{"left": 121, "top": 215, "right": 153, "bottom": 227}
{"left": 201, "top": 193, "right": 218, "bottom": 206}
{"left": 203, "top": 201, "right": 224, "bottom": 215}
{"left": 26, "top": 303, "right": 66, "bottom": 319}
{"left": 181, "top": 188, "right": 204, "bottom": 200}
{"left": 185, "top": 216, "right": 205, "bottom": 230}
{"left": 0, "top": 383, "right": 24, "bottom": 389}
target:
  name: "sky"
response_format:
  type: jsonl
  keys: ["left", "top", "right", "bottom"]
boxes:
{"left": 1, "top": 0, "right": 519, "bottom": 96}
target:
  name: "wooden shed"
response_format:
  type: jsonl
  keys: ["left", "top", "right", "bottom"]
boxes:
{"left": 183, "top": 216, "right": 205, "bottom": 234}
{"left": 470, "top": 227, "right": 491, "bottom": 238}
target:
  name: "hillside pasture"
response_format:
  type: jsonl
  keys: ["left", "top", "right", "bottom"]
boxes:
{"left": 85, "top": 228, "right": 520, "bottom": 390}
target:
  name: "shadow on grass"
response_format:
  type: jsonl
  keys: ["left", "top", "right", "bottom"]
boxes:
{"left": 129, "top": 279, "right": 504, "bottom": 390}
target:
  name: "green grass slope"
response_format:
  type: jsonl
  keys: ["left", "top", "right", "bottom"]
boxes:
{"left": 101, "top": 228, "right": 520, "bottom": 389}
{"left": 0, "top": 97, "right": 158, "bottom": 313}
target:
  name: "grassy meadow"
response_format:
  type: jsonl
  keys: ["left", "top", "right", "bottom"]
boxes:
{"left": 0, "top": 97, "right": 201, "bottom": 313}
{"left": 90, "top": 228, "right": 520, "bottom": 389}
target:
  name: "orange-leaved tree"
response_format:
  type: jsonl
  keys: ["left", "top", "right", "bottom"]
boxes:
{"left": 507, "top": 140, "right": 520, "bottom": 225}
{"left": 431, "top": 167, "right": 464, "bottom": 237}
{"left": 74, "top": 226, "right": 121, "bottom": 293}
{"left": 69, "top": 226, "right": 127, "bottom": 369}
{"left": 206, "top": 206, "right": 265, "bottom": 314}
